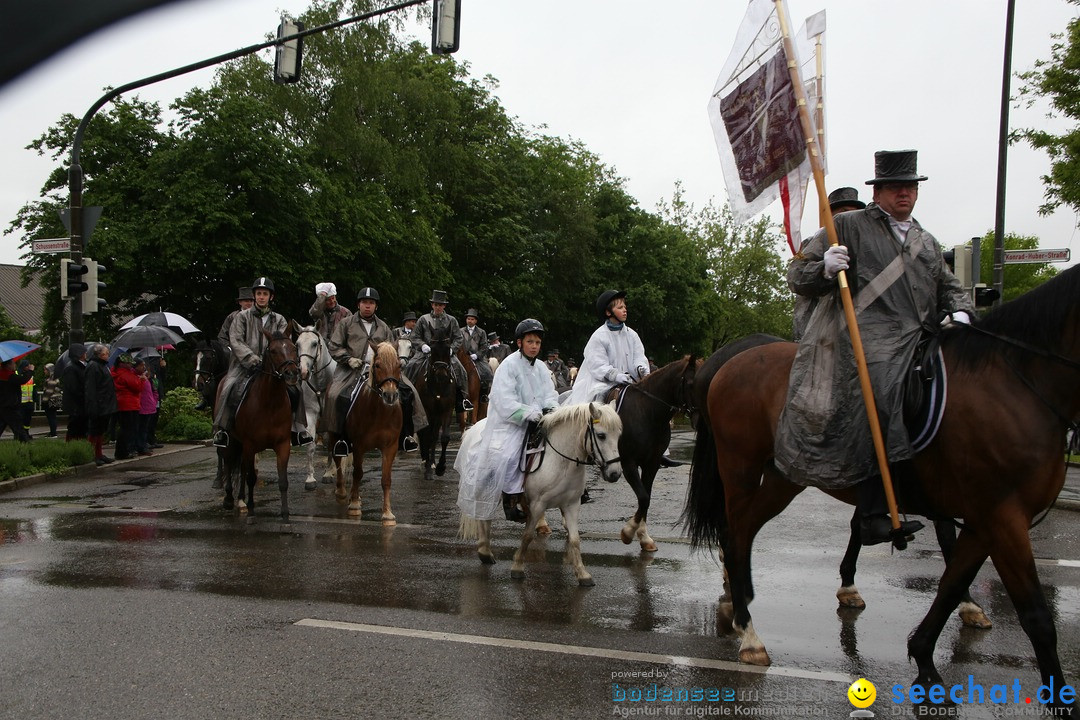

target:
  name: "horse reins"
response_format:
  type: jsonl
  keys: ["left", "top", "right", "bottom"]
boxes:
{"left": 527, "top": 416, "right": 621, "bottom": 474}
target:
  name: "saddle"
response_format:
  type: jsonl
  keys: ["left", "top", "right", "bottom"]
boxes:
{"left": 519, "top": 420, "right": 547, "bottom": 475}
{"left": 903, "top": 330, "right": 947, "bottom": 453}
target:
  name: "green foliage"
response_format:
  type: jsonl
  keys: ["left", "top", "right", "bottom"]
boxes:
{"left": 0, "top": 439, "right": 94, "bottom": 480}
{"left": 157, "top": 415, "right": 212, "bottom": 443}
{"left": 1015, "top": 6, "right": 1080, "bottom": 220}
{"left": 973, "top": 230, "right": 1058, "bottom": 301}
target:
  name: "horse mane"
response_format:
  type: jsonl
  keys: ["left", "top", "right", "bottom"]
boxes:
{"left": 948, "top": 265, "right": 1080, "bottom": 372}
{"left": 542, "top": 402, "right": 622, "bottom": 448}
{"left": 637, "top": 355, "right": 693, "bottom": 390}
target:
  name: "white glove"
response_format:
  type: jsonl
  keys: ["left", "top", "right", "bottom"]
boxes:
{"left": 421, "top": 344, "right": 431, "bottom": 354}
{"left": 525, "top": 410, "right": 543, "bottom": 423}
{"left": 823, "top": 245, "right": 850, "bottom": 279}
{"left": 615, "top": 373, "right": 633, "bottom": 384}
{"left": 951, "top": 311, "right": 972, "bottom": 325}
{"left": 636, "top": 365, "right": 648, "bottom": 378}
{"left": 348, "top": 357, "right": 364, "bottom": 369}
{"left": 470, "top": 353, "right": 477, "bottom": 360}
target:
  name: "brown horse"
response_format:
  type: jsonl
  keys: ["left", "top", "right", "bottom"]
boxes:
{"left": 219, "top": 328, "right": 301, "bottom": 521}
{"left": 685, "top": 267, "right": 1080, "bottom": 714}
{"left": 456, "top": 345, "right": 486, "bottom": 428}
{"left": 611, "top": 355, "right": 698, "bottom": 552}
{"left": 414, "top": 338, "right": 456, "bottom": 480}
{"left": 330, "top": 342, "right": 403, "bottom": 523}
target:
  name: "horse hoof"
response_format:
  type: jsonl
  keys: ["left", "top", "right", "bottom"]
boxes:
{"left": 958, "top": 603, "right": 992, "bottom": 629}
{"left": 640, "top": 541, "right": 658, "bottom": 553}
{"left": 578, "top": 576, "right": 595, "bottom": 587}
{"left": 478, "top": 552, "right": 495, "bottom": 565}
{"left": 510, "top": 569, "right": 525, "bottom": 581}
{"left": 381, "top": 513, "right": 396, "bottom": 525}
{"left": 836, "top": 587, "right": 866, "bottom": 609}
{"left": 304, "top": 479, "right": 317, "bottom": 492}
{"left": 222, "top": 499, "right": 233, "bottom": 511}
{"left": 435, "top": 465, "right": 446, "bottom": 477}
{"left": 738, "top": 647, "right": 771, "bottom": 666}
{"left": 348, "top": 504, "right": 361, "bottom": 517}
{"left": 619, "top": 526, "right": 634, "bottom": 544}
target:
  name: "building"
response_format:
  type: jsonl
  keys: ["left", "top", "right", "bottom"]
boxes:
{"left": 0, "top": 263, "right": 45, "bottom": 335}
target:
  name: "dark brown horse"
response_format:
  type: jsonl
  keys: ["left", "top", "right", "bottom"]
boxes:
{"left": 455, "top": 345, "right": 488, "bottom": 428}
{"left": 611, "top": 355, "right": 698, "bottom": 551}
{"left": 690, "top": 334, "right": 990, "bottom": 627}
{"left": 685, "top": 267, "right": 1080, "bottom": 713}
{"left": 219, "top": 328, "right": 301, "bottom": 521}
{"left": 329, "top": 342, "right": 403, "bottom": 522}
{"left": 414, "top": 338, "right": 456, "bottom": 480}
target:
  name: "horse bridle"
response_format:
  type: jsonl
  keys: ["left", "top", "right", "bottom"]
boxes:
{"left": 261, "top": 339, "right": 300, "bottom": 386}
{"left": 618, "top": 365, "right": 696, "bottom": 418}
{"left": 543, "top": 416, "right": 622, "bottom": 473}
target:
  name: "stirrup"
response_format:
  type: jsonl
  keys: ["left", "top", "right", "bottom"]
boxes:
{"left": 213, "top": 430, "right": 229, "bottom": 448}
{"left": 402, "top": 436, "right": 419, "bottom": 453}
{"left": 333, "top": 439, "right": 351, "bottom": 458}
{"left": 292, "top": 430, "right": 314, "bottom": 447}
{"left": 461, "top": 398, "right": 475, "bottom": 412}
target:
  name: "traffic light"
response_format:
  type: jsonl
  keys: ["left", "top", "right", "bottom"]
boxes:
{"left": 274, "top": 18, "right": 304, "bottom": 84}
{"left": 431, "top": 0, "right": 461, "bottom": 55}
{"left": 974, "top": 284, "right": 1000, "bottom": 308}
{"left": 60, "top": 258, "right": 88, "bottom": 299}
{"left": 83, "top": 258, "right": 106, "bottom": 314}
{"left": 943, "top": 244, "right": 972, "bottom": 289}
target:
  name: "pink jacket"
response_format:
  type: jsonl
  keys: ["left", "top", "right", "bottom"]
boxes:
{"left": 138, "top": 377, "right": 157, "bottom": 415}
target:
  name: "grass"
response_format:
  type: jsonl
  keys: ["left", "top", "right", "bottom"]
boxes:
{"left": 0, "top": 438, "right": 95, "bottom": 481}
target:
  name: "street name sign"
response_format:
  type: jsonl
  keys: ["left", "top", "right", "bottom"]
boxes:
{"left": 32, "top": 238, "right": 71, "bottom": 254}
{"left": 1003, "top": 248, "right": 1071, "bottom": 264}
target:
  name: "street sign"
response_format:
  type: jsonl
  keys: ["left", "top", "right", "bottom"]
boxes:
{"left": 1003, "top": 248, "right": 1071, "bottom": 264}
{"left": 32, "top": 238, "right": 71, "bottom": 254}
{"left": 57, "top": 206, "right": 103, "bottom": 246}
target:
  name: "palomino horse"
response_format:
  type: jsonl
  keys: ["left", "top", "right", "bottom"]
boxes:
{"left": 690, "top": 334, "right": 990, "bottom": 628}
{"left": 459, "top": 402, "right": 623, "bottom": 586}
{"left": 685, "top": 267, "right": 1080, "bottom": 713}
{"left": 456, "top": 345, "right": 487, "bottom": 428}
{"left": 219, "top": 329, "right": 301, "bottom": 521}
{"left": 414, "top": 338, "right": 456, "bottom": 480}
{"left": 329, "top": 342, "right": 403, "bottom": 522}
{"left": 610, "top": 355, "right": 698, "bottom": 552}
{"left": 294, "top": 325, "right": 341, "bottom": 491}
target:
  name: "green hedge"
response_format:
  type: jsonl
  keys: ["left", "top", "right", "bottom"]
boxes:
{"left": 157, "top": 387, "right": 212, "bottom": 442}
{"left": 0, "top": 439, "right": 94, "bottom": 481}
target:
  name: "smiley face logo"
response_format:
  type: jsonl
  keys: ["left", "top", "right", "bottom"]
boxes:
{"left": 847, "top": 678, "right": 877, "bottom": 708}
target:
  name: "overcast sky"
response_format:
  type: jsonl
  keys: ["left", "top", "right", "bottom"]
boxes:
{"left": 1, "top": 0, "right": 1077, "bottom": 269}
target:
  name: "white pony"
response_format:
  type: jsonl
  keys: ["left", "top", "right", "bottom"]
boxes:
{"left": 458, "top": 402, "right": 623, "bottom": 586}
{"left": 294, "top": 325, "right": 345, "bottom": 490}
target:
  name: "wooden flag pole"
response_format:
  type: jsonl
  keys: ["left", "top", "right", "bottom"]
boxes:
{"left": 774, "top": 0, "right": 904, "bottom": 534}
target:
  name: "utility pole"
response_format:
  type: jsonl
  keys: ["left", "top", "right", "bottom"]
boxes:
{"left": 991, "top": 0, "right": 1016, "bottom": 309}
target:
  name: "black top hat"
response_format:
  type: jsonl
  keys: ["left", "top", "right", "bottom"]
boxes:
{"left": 464, "top": 308, "right": 479, "bottom": 318}
{"left": 429, "top": 289, "right": 449, "bottom": 304}
{"left": 487, "top": 331, "right": 499, "bottom": 341}
{"left": 827, "top": 187, "right": 866, "bottom": 211}
{"left": 237, "top": 287, "right": 254, "bottom": 301}
{"left": 866, "top": 150, "right": 927, "bottom": 185}
{"left": 402, "top": 311, "right": 417, "bottom": 322}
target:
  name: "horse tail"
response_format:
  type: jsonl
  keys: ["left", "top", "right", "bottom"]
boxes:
{"left": 681, "top": 413, "right": 728, "bottom": 553}
{"left": 459, "top": 515, "right": 484, "bottom": 540}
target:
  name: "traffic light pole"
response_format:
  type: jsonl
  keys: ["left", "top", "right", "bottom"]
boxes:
{"left": 66, "top": 0, "right": 430, "bottom": 348}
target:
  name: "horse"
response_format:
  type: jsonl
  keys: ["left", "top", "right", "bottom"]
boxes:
{"left": 294, "top": 325, "right": 342, "bottom": 491}
{"left": 219, "top": 329, "right": 301, "bottom": 521}
{"left": 194, "top": 339, "right": 230, "bottom": 489}
{"left": 610, "top": 355, "right": 698, "bottom": 552}
{"left": 456, "top": 345, "right": 486, "bottom": 429}
{"left": 413, "top": 338, "right": 456, "bottom": 480}
{"left": 459, "top": 402, "right": 623, "bottom": 586}
{"left": 328, "top": 342, "right": 403, "bottom": 522}
{"left": 690, "top": 334, "right": 990, "bottom": 627}
{"left": 684, "top": 266, "right": 1080, "bottom": 713}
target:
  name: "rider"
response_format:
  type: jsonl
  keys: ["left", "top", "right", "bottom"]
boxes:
{"left": 309, "top": 281, "right": 351, "bottom": 344}
{"left": 461, "top": 308, "right": 492, "bottom": 401}
{"left": 196, "top": 286, "right": 253, "bottom": 411}
{"left": 325, "top": 287, "right": 426, "bottom": 456}
{"left": 392, "top": 311, "right": 418, "bottom": 363}
{"left": 455, "top": 318, "right": 559, "bottom": 525}
{"left": 486, "top": 332, "right": 512, "bottom": 363}
{"left": 568, "top": 289, "right": 650, "bottom": 404}
{"left": 545, "top": 348, "right": 571, "bottom": 393}
{"left": 212, "top": 277, "right": 314, "bottom": 448}
{"left": 405, "top": 289, "right": 473, "bottom": 413}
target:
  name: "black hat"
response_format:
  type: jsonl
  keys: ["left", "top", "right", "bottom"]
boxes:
{"left": 68, "top": 342, "right": 87, "bottom": 359}
{"left": 827, "top": 187, "right": 866, "bottom": 211}
{"left": 465, "top": 308, "right": 478, "bottom": 319}
{"left": 866, "top": 150, "right": 927, "bottom": 185}
{"left": 595, "top": 289, "right": 627, "bottom": 321}
{"left": 356, "top": 287, "right": 380, "bottom": 302}
{"left": 487, "top": 331, "right": 499, "bottom": 341}
{"left": 430, "top": 289, "right": 449, "bottom": 304}
{"left": 237, "top": 287, "right": 254, "bottom": 301}
{"left": 402, "top": 311, "right": 417, "bottom": 322}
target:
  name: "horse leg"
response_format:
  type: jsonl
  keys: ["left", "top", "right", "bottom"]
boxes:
{"left": 510, "top": 502, "right": 544, "bottom": 580}
{"left": 333, "top": 454, "right": 347, "bottom": 502}
{"left": 836, "top": 508, "right": 867, "bottom": 609}
{"left": 240, "top": 448, "right": 256, "bottom": 517}
{"left": 535, "top": 513, "right": 551, "bottom": 537}
{"left": 477, "top": 520, "right": 495, "bottom": 564}
{"left": 221, "top": 449, "right": 235, "bottom": 510}
{"left": 276, "top": 441, "right": 290, "bottom": 522}
{"left": 935, "top": 519, "right": 991, "bottom": 629}
{"left": 380, "top": 446, "right": 397, "bottom": 524}
{"left": 347, "top": 446, "right": 363, "bottom": 517}
{"left": 620, "top": 462, "right": 659, "bottom": 552}
{"left": 304, "top": 437, "right": 317, "bottom": 491}
{"left": 213, "top": 452, "right": 225, "bottom": 490}
{"left": 420, "top": 427, "right": 435, "bottom": 481}
{"left": 435, "top": 420, "right": 450, "bottom": 476}
{"left": 561, "top": 504, "right": 593, "bottom": 587}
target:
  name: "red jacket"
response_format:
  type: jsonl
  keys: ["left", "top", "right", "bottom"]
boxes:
{"left": 111, "top": 365, "right": 143, "bottom": 412}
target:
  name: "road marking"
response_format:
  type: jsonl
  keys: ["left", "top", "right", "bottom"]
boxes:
{"left": 295, "top": 618, "right": 853, "bottom": 683}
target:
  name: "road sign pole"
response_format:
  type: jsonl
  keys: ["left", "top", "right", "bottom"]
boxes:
{"left": 69, "top": 163, "right": 84, "bottom": 346}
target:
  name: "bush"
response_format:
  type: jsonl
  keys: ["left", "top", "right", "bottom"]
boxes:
{"left": 0, "top": 439, "right": 94, "bottom": 480}
{"left": 158, "top": 414, "right": 212, "bottom": 442}
{"left": 159, "top": 386, "right": 206, "bottom": 426}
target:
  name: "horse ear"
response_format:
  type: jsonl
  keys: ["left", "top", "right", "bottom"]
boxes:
{"left": 588, "top": 402, "right": 601, "bottom": 420}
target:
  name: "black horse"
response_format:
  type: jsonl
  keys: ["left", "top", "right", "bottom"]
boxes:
{"left": 412, "top": 338, "right": 456, "bottom": 481}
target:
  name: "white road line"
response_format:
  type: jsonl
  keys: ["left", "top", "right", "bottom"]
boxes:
{"left": 295, "top": 618, "right": 853, "bottom": 684}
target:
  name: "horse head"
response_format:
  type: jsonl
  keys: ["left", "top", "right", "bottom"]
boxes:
{"left": 262, "top": 329, "right": 300, "bottom": 387}
{"left": 426, "top": 339, "right": 454, "bottom": 397}
{"left": 193, "top": 341, "right": 213, "bottom": 391}
{"left": 369, "top": 342, "right": 401, "bottom": 405}
{"left": 293, "top": 325, "right": 324, "bottom": 383}
{"left": 544, "top": 401, "right": 624, "bottom": 484}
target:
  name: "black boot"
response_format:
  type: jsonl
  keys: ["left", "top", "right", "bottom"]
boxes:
{"left": 502, "top": 492, "right": 526, "bottom": 522}
{"left": 857, "top": 477, "right": 923, "bottom": 548}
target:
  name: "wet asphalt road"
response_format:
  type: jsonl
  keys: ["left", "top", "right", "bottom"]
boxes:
{"left": 1, "top": 431, "right": 1078, "bottom": 719}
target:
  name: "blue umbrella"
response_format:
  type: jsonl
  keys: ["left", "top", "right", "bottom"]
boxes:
{"left": 0, "top": 340, "right": 40, "bottom": 363}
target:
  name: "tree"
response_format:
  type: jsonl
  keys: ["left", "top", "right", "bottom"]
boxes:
{"left": 973, "top": 230, "right": 1057, "bottom": 301}
{"left": 1015, "top": 3, "right": 1080, "bottom": 220}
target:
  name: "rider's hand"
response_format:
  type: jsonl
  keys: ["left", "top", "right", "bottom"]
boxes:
{"left": 951, "top": 311, "right": 972, "bottom": 325}
{"left": 615, "top": 372, "right": 633, "bottom": 384}
{"left": 636, "top": 365, "right": 648, "bottom": 378}
{"left": 348, "top": 357, "right": 364, "bottom": 369}
{"left": 421, "top": 344, "right": 431, "bottom": 354}
{"left": 245, "top": 359, "right": 262, "bottom": 372}
{"left": 525, "top": 410, "right": 543, "bottom": 423}
{"left": 823, "top": 245, "right": 849, "bottom": 279}
{"left": 470, "top": 353, "right": 477, "bottom": 361}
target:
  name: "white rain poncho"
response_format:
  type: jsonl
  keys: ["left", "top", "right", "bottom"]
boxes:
{"left": 566, "top": 323, "right": 649, "bottom": 405}
{"left": 456, "top": 351, "right": 559, "bottom": 521}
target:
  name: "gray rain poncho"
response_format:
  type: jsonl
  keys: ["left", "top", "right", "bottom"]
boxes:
{"left": 774, "top": 203, "right": 974, "bottom": 489}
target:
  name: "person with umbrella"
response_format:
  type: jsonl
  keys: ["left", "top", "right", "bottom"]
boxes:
{"left": 61, "top": 343, "right": 89, "bottom": 441}
{"left": 0, "top": 357, "right": 32, "bottom": 441}
{"left": 85, "top": 343, "right": 117, "bottom": 465}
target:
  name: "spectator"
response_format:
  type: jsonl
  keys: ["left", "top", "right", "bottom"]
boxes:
{"left": 17, "top": 358, "right": 34, "bottom": 438}
{"left": 40, "top": 362, "right": 62, "bottom": 437}
{"left": 146, "top": 355, "right": 164, "bottom": 449}
{"left": 0, "top": 358, "right": 31, "bottom": 441}
{"left": 111, "top": 353, "right": 142, "bottom": 460}
{"left": 85, "top": 343, "right": 117, "bottom": 465}
{"left": 61, "top": 343, "right": 88, "bottom": 441}
{"left": 134, "top": 358, "right": 156, "bottom": 456}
